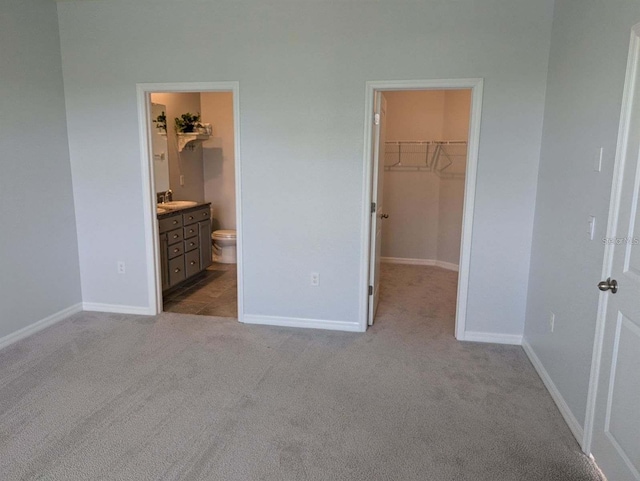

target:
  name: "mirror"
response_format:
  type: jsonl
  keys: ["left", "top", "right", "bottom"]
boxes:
{"left": 151, "top": 102, "right": 170, "bottom": 193}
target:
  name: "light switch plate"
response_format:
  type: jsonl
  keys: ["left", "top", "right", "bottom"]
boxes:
{"left": 594, "top": 147, "right": 604, "bottom": 172}
{"left": 588, "top": 215, "right": 596, "bottom": 240}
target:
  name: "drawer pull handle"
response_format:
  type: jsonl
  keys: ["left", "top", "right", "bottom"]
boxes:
{"left": 189, "top": 242, "right": 195, "bottom": 246}
{"left": 188, "top": 216, "right": 193, "bottom": 220}
{"left": 189, "top": 229, "right": 194, "bottom": 234}
{"left": 190, "top": 261, "right": 196, "bottom": 266}
{"left": 173, "top": 234, "right": 179, "bottom": 239}
{"left": 173, "top": 248, "right": 179, "bottom": 253}
{"left": 173, "top": 220, "right": 178, "bottom": 225}
{"left": 202, "top": 212, "right": 207, "bottom": 216}
{"left": 174, "top": 268, "right": 181, "bottom": 273}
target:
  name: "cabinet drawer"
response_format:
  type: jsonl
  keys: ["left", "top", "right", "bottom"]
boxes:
{"left": 168, "top": 242, "right": 184, "bottom": 259}
{"left": 167, "top": 228, "right": 183, "bottom": 245}
{"left": 159, "top": 215, "right": 183, "bottom": 233}
{"left": 183, "top": 208, "right": 210, "bottom": 226}
{"left": 185, "top": 249, "right": 201, "bottom": 278}
{"left": 184, "top": 237, "right": 199, "bottom": 252}
{"left": 168, "top": 256, "right": 185, "bottom": 286}
{"left": 184, "top": 225, "right": 198, "bottom": 239}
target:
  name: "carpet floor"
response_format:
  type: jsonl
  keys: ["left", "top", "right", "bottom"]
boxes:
{"left": 0, "top": 264, "right": 602, "bottom": 480}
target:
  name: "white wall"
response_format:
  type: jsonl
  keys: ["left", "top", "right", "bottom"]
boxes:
{"left": 382, "top": 173, "right": 441, "bottom": 260}
{"left": 150, "top": 93, "right": 204, "bottom": 202}
{"left": 382, "top": 90, "right": 469, "bottom": 267}
{"left": 443, "top": 90, "right": 472, "bottom": 140}
{"left": 0, "top": 0, "right": 81, "bottom": 340}
{"left": 384, "top": 91, "right": 445, "bottom": 141}
{"left": 437, "top": 179, "right": 466, "bottom": 266}
{"left": 150, "top": 102, "right": 170, "bottom": 193}
{"left": 439, "top": 91, "right": 470, "bottom": 266}
{"left": 57, "top": 0, "right": 553, "bottom": 335}
{"left": 525, "top": 0, "right": 640, "bottom": 429}
{"left": 202, "top": 92, "right": 236, "bottom": 231}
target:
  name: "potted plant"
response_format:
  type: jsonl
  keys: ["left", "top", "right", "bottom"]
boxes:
{"left": 174, "top": 112, "right": 202, "bottom": 133}
{"left": 153, "top": 111, "right": 167, "bottom": 134}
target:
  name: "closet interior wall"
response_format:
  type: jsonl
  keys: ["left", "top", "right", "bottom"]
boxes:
{"left": 381, "top": 90, "right": 471, "bottom": 268}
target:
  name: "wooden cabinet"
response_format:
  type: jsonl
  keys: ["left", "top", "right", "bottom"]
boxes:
{"left": 199, "top": 218, "right": 212, "bottom": 271}
{"left": 158, "top": 203, "right": 212, "bottom": 292}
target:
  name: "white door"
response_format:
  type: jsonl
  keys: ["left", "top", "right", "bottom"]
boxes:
{"left": 368, "top": 92, "right": 387, "bottom": 325}
{"left": 591, "top": 29, "right": 640, "bottom": 481}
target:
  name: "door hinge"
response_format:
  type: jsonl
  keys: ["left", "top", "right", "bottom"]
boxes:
{"left": 368, "top": 285, "right": 373, "bottom": 296}
{"left": 371, "top": 202, "right": 376, "bottom": 214}
{"left": 374, "top": 113, "right": 380, "bottom": 125}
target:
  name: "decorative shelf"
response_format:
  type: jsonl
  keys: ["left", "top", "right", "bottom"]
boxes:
{"left": 177, "top": 133, "right": 210, "bottom": 152}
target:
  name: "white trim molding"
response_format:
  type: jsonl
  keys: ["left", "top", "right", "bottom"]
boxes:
{"left": 381, "top": 257, "right": 459, "bottom": 271}
{"left": 523, "top": 340, "right": 585, "bottom": 445}
{"left": 243, "top": 314, "right": 363, "bottom": 333}
{"left": 135, "top": 81, "right": 244, "bottom": 323}
{"left": 359, "top": 78, "right": 484, "bottom": 338}
{"left": 82, "top": 303, "right": 155, "bottom": 316}
{"left": 461, "top": 331, "right": 522, "bottom": 345}
{"left": 0, "top": 303, "right": 83, "bottom": 352}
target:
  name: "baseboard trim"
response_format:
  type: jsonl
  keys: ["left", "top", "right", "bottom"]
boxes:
{"left": 461, "top": 331, "right": 523, "bottom": 345}
{"left": 243, "top": 314, "right": 364, "bottom": 332}
{"left": 381, "top": 257, "right": 459, "bottom": 271}
{"left": 82, "top": 302, "right": 155, "bottom": 316}
{"left": 522, "top": 340, "right": 584, "bottom": 446}
{"left": 0, "top": 303, "right": 83, "bottom": 351}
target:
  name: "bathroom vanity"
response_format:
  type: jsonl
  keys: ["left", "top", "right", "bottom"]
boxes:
{"left": 157, "top": 203, "right": 212, "bottom": 292}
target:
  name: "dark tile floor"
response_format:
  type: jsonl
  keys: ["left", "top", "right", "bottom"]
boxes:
{"left": 162, "top": 262, "right": 237, "bottom": 318}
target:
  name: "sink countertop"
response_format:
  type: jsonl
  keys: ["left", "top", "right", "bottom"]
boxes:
{"left": 157, "top": 201, "right": 210, "bottom": 219}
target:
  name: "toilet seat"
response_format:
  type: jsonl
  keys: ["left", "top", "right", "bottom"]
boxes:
{"left": 212, "top": 229, "right": 236, "bottom": 240}
{"left": 211, "top": 230, "right": 237, "bottom": 264}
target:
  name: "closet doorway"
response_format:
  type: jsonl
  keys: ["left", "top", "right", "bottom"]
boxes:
{"left": 362, "top": 79, "right": 483, "bottom": 338}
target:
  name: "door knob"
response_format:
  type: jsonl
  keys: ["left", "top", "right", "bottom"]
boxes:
{"left": 380, "top": 213, "right": 389, "bottom": 219}
{"left": 598, "top": 277, "right": 618, "bottom": 294}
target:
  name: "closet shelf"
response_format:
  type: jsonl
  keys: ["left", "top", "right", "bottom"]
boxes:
{"left": 384, "top": 140, "right": 467, "bottom": 173}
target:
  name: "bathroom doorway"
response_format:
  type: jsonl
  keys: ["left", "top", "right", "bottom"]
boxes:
{"left": 362, "top": 80, "right": 483, "bottom": 338}
{"left": 137, "top": 82, "right": 243, "bottom": 321}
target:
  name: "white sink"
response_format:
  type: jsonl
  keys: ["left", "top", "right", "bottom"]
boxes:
{"left": 158, "top": 201, "right": 198, "bottom": 210}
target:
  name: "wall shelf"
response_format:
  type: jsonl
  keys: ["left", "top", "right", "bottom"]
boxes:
{"left": 177, "top": 133, "right": 210, "bottom": 152}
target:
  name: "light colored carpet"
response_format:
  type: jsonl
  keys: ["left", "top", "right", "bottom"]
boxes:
{"left": 0, "top": 264, "right": 602, "bottom": 480}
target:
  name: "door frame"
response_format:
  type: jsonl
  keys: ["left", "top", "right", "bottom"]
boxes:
{"left": 583, "top": 23, "right": 640, "bottom": 455}
{"left": 135, "top": 81, "right": 244, "bottom": 322}
{"left": 359, "top": 78, "right": 484, "bottom": 336}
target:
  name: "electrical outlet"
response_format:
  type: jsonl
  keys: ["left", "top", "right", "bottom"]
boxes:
{"left": 180, "top": 174, "right": 185, "bottom": 186}
{"left": 311, "top": 272, "right": 319, "bottom": 286}
{"left": 549, "top": 312, "right": 555, "bottom": 332}
{"left": 117, "top": 261, "right": 126, "bottom": 274}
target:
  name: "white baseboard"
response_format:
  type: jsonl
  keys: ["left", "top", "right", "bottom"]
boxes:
{"left": 522, "top": 340, "right": 584, "bottom": 446}
{"left": 243, "top": 314, "right": 363, "bottom": 332}
{"left": 82, "top": 302, "right": 156, "bottom": 316}
{"left": 461, "top": 331, "right": 523, "bottom": 345}
{"left": 0, "top": 303, "right": 83, "bottom": 351}
{"left": 381, "top": 257, "right": 459, "bottom": 272}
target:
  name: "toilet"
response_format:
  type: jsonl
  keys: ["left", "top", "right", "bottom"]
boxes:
{"left": 212, "top": 229, "right": 237, "bottom": 264}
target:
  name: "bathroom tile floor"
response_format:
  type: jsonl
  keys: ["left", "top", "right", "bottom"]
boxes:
{"left": 162, "top": 262, "right": 237, "bottom": 318}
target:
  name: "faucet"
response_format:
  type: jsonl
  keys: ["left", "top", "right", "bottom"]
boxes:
{"left": 157, "top": 189, "right": 173, "bottom": 204}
